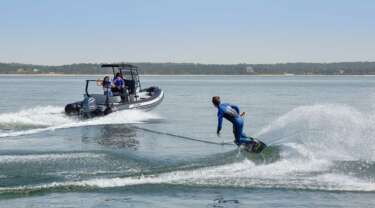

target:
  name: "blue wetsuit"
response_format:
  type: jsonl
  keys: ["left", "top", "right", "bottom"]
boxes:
{"left": 217, "top": 103, "right": 252, "bottom": 146}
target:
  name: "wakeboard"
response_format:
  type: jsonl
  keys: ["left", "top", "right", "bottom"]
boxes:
{"left": 242, "top": 137, "right": 267, "bottom": 153}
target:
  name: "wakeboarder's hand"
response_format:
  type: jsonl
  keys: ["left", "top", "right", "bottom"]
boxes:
{"left": 240, "top": 112, "right": 246, "bottom": 117}
{"left": 216, "top": 131, "right": 220, "bottom": 137}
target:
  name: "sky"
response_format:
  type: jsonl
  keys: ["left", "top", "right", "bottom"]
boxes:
{"left": 0, "top": 0, "right": 374, "bottom": 65}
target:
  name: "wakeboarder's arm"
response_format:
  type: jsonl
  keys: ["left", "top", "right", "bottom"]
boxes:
{"left": 217, "top": 110, "right": 223, "bottom": 135}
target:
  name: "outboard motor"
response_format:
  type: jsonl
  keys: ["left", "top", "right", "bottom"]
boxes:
{"left": 65, "top": 102, "right": 81, "bottom": 115}
{"left": 82, "top": 96, "right": 97, "bottom": 118}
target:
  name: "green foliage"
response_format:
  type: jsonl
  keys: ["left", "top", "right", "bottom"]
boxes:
{"left": 1, "top": 62, "right": 375, "bottom": 75}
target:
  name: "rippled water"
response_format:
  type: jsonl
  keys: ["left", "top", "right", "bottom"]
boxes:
{"left": 1, "top": 75, "right": 375, "bottom": 207}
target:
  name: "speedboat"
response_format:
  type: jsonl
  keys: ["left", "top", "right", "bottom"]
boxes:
{"left": 65, "top": 64, "right": 164, "bottom": 118}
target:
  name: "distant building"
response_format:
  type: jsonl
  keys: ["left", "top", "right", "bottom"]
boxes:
{"left": 16, "top": 68, "right": 25, "bottom": 73}
{"left": 33, "top": 68, "right": 39, "bottom": 73}
{"left": 283, "top": 73, "right": 295, "bottom": 76}
{"left": 245, "top": 66, "right": 254, "bottom": 73}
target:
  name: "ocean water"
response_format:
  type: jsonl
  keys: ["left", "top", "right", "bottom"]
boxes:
{"left": 0, "top": 75, "right": 375, "bottom": 207}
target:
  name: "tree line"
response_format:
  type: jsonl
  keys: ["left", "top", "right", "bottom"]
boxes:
{"left": 1, "top": 62, "right": 375, "bottom": 75}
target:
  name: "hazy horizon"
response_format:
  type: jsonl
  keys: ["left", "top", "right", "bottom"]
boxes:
{"left": 3, "top": 60, "right": 375, "bottom": 67}
{"left": 1, "top": 0, "right": 374, "bottom": 65}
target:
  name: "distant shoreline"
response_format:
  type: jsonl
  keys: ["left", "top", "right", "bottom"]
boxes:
{"left": 2, "top": 73, "right": 375, "bottom": 77}
{"left": 2, "top": 62, "right": 375, "bottom": 75}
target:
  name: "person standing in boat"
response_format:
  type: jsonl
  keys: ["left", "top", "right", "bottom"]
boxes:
{"left": 112, "top": 72, "right": 130, "bottom": 102}
{"left": 102, "top": 76, "right": 112, "bottom": 96}
{"left": 112, "top": 72, "right": 125, "bottom": 95}
{"left": 212, "top": 96, "right": 256, "bottom": 147}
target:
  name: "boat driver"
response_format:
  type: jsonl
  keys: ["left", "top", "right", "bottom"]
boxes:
{"left": 112, "top": 72, "right": 125, "bottom": 94}
{"left": 112, "top": 72, "right": 130, "bottom": 102}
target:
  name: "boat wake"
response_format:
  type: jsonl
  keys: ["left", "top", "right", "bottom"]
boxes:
{"left": 1, "top": 104, "right": 375, "bottom": 194}
{"left": 0, "top": 106, "right": 160, "bottom": 138}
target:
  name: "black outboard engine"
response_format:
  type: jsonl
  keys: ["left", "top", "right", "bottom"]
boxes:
{"left": 82, "top": 96, "right": 97, "bottom": 118}
{"left": 65, "top": 102, "right": 81, "bottom": 115}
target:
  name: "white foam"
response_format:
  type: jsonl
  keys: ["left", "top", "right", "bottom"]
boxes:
{"left": 68, "top": 158, "right": 331, "bottom": 187}
{"left": 0, "top": 152, "right": 103, "bottom": 163}
{"left": 0, "top": 106, "right": 71, "bottom": 128}
{"left": 0, "top": 107, "right": 160, "bottom": 138}
{"left": 256, "top": 104, "right": 375, "bottom": 161}
{"left": 3, "top": 158, "right": 373, "bottom": 192}
{"left": 313, "top": 173, "right": 375, "bottom": 191}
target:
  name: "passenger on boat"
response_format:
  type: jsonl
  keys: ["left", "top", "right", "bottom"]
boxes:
{"left": 112, "top": 72, "right": 125, "bottom": 94}
{"left": 112, "top": 72, "right": 129, "bottom": 102}
{"left": 102, "top": 76, "right": 112, "bottom": 96}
